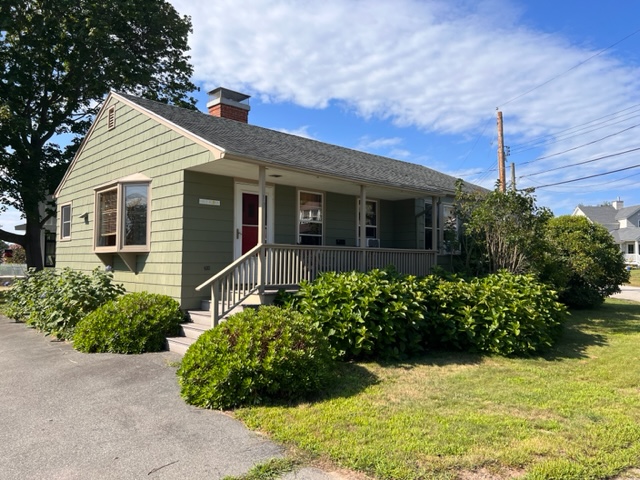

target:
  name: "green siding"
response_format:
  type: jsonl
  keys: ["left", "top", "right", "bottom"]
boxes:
{"left": 378, "top": 200, "right": 394, "bottom": 248}
{"left": 180, "top": 172, "right": 234, "bottom": 308}
{"left": 325, "top": 192, "right": 357, "bottom": 247}
{"left": 274, "top": 185, "right": 296, "bottom": 244}
{"left": 55, "top": 97, "right": 215, "bottom": 307}
{"left": 391, "top": 199, "right": 419, "bottom": 249}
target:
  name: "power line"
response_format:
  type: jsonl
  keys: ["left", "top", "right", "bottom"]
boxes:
{"left": 510, "top": 109, "right": 640, "bottom": 155}
{"left": 518, "top": 126, "right": 640, "bottom": 168}
{"left": 531, "top": 170, "right": 640, "bottom": 191}
{"left": 533, "top": 162, "right": 640, "bottom": 189}
{"left": 508, "top": 102, "right": 640, "bottom": 151}
{"left": 500, "top": 27, "right": 640, "bottom": 108}
{"left": 520, "top": 145, "right": 640, "bottom": 178}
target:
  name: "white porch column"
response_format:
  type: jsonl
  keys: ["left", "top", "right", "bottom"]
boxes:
{"left": 359, "top": 185, "right": 367, "bottom": 271}
{"left": 636, "top": 240, "right": 639, "bottom": 264}
{"left": 258, "top": 166, "right": 266, "bottom": 293}
{"left": 258, "top": 166, "right": 266, "bottom": 245}
{"left": 431, "top": 196, "right": 438, "bottom": 252}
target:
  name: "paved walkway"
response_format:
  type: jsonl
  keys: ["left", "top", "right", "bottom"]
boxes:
{"left": 611, "top": 285, "right": 640, "bottom": 302}
{"left": 0, "top": 316, "right": 343, "bottom": 480}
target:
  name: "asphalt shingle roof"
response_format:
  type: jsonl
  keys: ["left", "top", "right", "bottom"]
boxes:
{"left": 612, "top": 227, "right": 640, "bottom": 242}
{"left": 576, "top": 205, "right": 619, "bottom": 231}
{"left": 119, "top": 93, "right": 475, "bottom": 196}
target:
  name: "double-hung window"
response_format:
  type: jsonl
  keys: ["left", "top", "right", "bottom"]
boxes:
{"left": 60, "top": 203, "right": 72, "bottom": 240}
{"left": 94, "top": 177, "right": 150, "bottom": 252}
{"left": 298, "top": 190, "right": 323, "bottom": 245}
{"left": 357, "top": 199, "right": 378, "bottom": 246}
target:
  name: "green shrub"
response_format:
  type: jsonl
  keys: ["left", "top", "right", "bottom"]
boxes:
{"left": 544, "top": 215, "right": 629, "bottom": 308}
{"left": 293, "top": 269, "right": 427, "bottom": 360}
{"left": 6, "top": 267, "right": 125, "bottom": 339}
{"left": 425, "top": 272, "right": 567, "bottom": 356}
{"left": 73, "top": 292, "right": 183, "bottom": 354}
{"left": 177, "top": 306, "right": 334, "bottom": 410}
{"left": 290, "top": 270, "right": 566, "bottom": 358}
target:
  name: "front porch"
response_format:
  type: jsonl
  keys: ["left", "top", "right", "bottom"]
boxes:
{"left": 196, "top": 243, "right": 438, "bottom": 327}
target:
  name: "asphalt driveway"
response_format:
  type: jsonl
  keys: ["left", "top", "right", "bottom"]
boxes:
{"left": 0, "top": 316, "right": 340, "bottom": 480}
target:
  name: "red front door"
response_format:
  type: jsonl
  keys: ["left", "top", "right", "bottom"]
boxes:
{"left": 241, "top": 193, "right": 259, "bottom": 254}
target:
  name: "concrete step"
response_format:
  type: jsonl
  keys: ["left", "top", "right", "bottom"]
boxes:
{"left": 181, "top": 322, "right": 208, "bottom": 340}
{"left": 165, "top": 335, "right": 195, "bottom": 355}
{"left": 187, "top": 310, "right": 211, "bottom": 327}
{"left": 167, "top": 289, "right": 295, "bottom": 355}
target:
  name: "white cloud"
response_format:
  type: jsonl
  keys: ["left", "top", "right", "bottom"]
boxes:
{"left": 277, "top": 125, "right": 315, "bottom": 139}
{"left": 170, "top": 0, "right": 640, "bottom": 203}
{"left": 356, "top": 136, "right": 403, "bottom": 151}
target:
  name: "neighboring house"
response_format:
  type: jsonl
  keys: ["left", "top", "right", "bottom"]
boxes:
{"left": 54, "top": 88, "right": 480, "bottom": 322}
{"left": 572, "top": 199, "right": 640, "bottom": 265}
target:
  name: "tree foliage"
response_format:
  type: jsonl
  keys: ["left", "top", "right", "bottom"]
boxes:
{"left": 0, "top": 0, "right": 197, "bottom": 268}
{"left": 545, "top": 215, "right": 629, "bottom": 308}
{"left": 454, "top": 182, "right": 552, "bottom": 276}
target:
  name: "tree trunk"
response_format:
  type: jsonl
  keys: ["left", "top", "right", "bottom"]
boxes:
{"left": 24, "top": 220, "right": 44, "bottom": 271}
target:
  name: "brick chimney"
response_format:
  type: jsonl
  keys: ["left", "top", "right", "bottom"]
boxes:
{"left": 612, "top": 198, "right": 624, "bottom": 210}
{"left": 206, "top": 87, "right": 250, "bottom": 123}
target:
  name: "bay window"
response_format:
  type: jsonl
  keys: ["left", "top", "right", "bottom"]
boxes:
{"left": 94, "top": 178, "right": 150, "bottom": 252}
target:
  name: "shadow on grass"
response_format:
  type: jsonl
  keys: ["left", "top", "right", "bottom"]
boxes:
{"left": 541, "top": 300, "right": 640, "bottom": 360}
{"left": 267, "top": 301, "right": 640, "bottom": 408}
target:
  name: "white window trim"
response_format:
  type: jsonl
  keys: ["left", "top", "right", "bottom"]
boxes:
{"left": 297, "top": 189, "right": 324, "bottom": 245}
{"left": 356, "top": 199, "right": 379, "bottom": 245}
{"left": 60, "top": 202, "right": 72, "bottom": 241}
{"left": 93, "top": 179, "right": 151, "bottom": 253}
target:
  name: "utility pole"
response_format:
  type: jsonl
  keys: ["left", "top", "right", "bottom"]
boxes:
{"left": 510, "top": 162, "right": 516, "bottom": 191}
{"left": 496, "top": 109, "right": 506, "bottom": 192}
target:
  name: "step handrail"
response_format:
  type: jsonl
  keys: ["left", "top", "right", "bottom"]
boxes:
{"left": 195, "top": 243, "right": 264, "bottom": 328}
{"left": 195, "top": 243, "right": 263, "bottom": 292}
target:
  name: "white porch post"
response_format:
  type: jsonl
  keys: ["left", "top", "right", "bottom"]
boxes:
{"left": 431, "top": 196, "right": 438, "bottom": 252}
{"left": 636, "top": 240, "right": 639, "bottom": 265}
{"left": 360, "top": 185, "right": 367, "bottom": 271}
{"left": 258, "top": 166, "right": 266, "bottom": 294}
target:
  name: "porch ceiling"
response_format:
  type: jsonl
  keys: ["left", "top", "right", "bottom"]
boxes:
{"left": 187, "top": 157, "right": 446, "bottom": 201}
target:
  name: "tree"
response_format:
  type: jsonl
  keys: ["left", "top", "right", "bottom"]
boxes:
{"left": 0, "top": 0, "right": 197, "bottom": 269}
{"left": 545, "top": 215, "right": 629, "bottom": 308}
{"left": 454, "top": 181, "right": 552, "bottom": 276}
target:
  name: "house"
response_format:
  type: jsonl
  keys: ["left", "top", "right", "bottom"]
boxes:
{"left": 54, "top": 88, "right": 479, "bottom": 326}
{"left": 572, "top": 199, "right": 640, "bottom": 265}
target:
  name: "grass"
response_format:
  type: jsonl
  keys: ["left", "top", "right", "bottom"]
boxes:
{"left": 626, "top": 268, "right": 640, "bottom": 287}
{"left": 222, "top": 458, "right": 296, "bottom": 480}
{"left": 234, "top": 299, "right": 640, "bottom": 480}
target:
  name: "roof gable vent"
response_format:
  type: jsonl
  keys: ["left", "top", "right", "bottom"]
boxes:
{"left": 206, "top": 87, "right": 251, "bottom": 123}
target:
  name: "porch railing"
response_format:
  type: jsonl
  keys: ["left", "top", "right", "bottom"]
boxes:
{"left": 624, "top": 253, "right": 640, "bottom": 265}
{"left": 196, "top": 243, "right": 437, "bottom": 328}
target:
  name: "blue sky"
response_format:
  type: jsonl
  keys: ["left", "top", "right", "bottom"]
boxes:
{"left": 3, "top": 0, "right": 640, "bottom": 233}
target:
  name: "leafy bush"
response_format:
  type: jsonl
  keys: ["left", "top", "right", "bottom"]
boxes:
{"left": 424, "top": 272, "right": 566, "bottom": 355}
{"left": 289, "top": 270, "right": 566, "bottom": 358}
{"left": 177, "top": 306, "right": 334, "bottom": 410}
{"left": 293, "top": 269, "right": 427, "bottom": 360}
{"left": 6, "top": 267, "right": 125, "bottom": 339}
{"left": 73, "top": 292, "right": 183, "bottom": 353}
{"left": 544, "top": 215, "right": 629, "bottom": 308}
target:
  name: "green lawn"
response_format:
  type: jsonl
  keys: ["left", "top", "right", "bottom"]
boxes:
{"left": 234, "top": 300, "right": 640, "bottom": 480}
{"left": 627, "top": 268, "right": 640, "bottom": 287}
